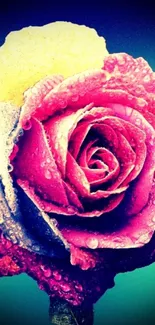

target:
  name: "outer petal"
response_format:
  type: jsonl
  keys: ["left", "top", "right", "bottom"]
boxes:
{"left": 11, "top": 118, "right": 68, "bottom": 206}
{"left": 60, "top": 181, "right": 155, "bottom": 249}
{"left": 110, "top": 104, "right": 155, "bottom": 215}
{"left": 0, "top": 22, "right": 108, "bottom": 106}
{"left": 21, "top": 69, "right": 109, "bottom": 123}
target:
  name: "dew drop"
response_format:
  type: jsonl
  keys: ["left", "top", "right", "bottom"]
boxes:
{"left": 138, "top": 99, "right": 145, "bottom": 107}
{"left": 86, "top": 238, "right": 98, "bottom": 249}
{"left": 19, "top": 128, "right": 24, "bottom": 136}
{"left": 41, "top": 161, "right": 45, "bottom": 168}
{"left": 10, "top": 235, "right": 18, "bottom": 244}
{"left": 75, "top": 284, "right": 83, "bottom": 292}
{"left": 150, "top": 138, "right": 154, "bottom": 146}
{"left": 23, "top": 120, "right": 32, "bottom": 130}
{"left": 38, "top": 283, "right": 44, "bottom": 291}
{"left": 46, "top": 158, "right": 50, "bottom": 163}
{"left": 53, "top": 271, "right": 62, "bottom": 281}
{"left": 138, "top": 233, "right": 150, "bottom": 244}
{"left": 44, "top": 269, "right": 52, "bottom": 278}
{"left": 67, "top": 206, "right": 75, "bottom": 214}
{"left": 71, "top": 95, "right": 79, "bottom": 102}
{"left": 53, "top": 285, "right": 58, "bottom": 291}
{"left": 135, "top": 119, "right": 141, "bottom": 126}
{"left": 113, "top": 236, "right": 123, "bottom": 243}
{"left": 7, "top": 164, "right": 13, "bottom": 173}
{"left": 45, "top": 170, "right": 51, "bottom": 179}
{"left": 32, "top": 244, "right": 40, "bottom": 252}
{"left": 143, "top": 75, "right": 150, "bottom": 82}
{"left": 72, "top": 301, "right": 79, "bottom": 306}
{"left": 60, "top": 283, "right": 71, "bottom": 292}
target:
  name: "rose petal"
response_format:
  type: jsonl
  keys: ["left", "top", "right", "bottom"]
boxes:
{"left": 12, "top": 118, "right": 68, "bottom": 206}
{"left": 110, "top": 104, "right": 155, "bottom": 214}
{"left": 70, "top": 244, "right": 100, "bottom": 270}
{"left": 20, "top": 75, "right": 64, "bottom": 128}
{"left": 61, "top": 181, "right": 155, "bottom": 249}
{"left": 44, "top": 104, "right": 93, "bottom": 177}
{"left": 93, "top": 124, "right": 136, "bottom": 189}
{"left": 63, "top": 181, "right": 84, "bottom": 212}
{"left": 66, "top": 152, "right": 90, "bottom": 197}
{"left": 69, "top": 123, "right": 92, "bottom": 160}
{"left": 103, "top": 53, "right": 155, "bottom": 100}
{"left": 80, "top": 146, "right": 120, "bottom": 186}
{"left": 102, "top": 116, "right": 147, "bottom": 183}
{"left": 23, "top": 69, "right": 109, "bottom": 121}
{"left": 17, "top": 179, "right": 77, "bottom": 216}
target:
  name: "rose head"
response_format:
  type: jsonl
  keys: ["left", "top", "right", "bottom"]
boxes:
{"left": 8, "top": 52, "right": 155, "bottom": 270}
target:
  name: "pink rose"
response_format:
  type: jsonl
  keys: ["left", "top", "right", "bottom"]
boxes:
{"left": 10, "top": 52, "right": 155, "bottom": 270}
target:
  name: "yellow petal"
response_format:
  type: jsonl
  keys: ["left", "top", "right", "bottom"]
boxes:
{"left": 0, "top": 21, "right": 108, "bottom": 107}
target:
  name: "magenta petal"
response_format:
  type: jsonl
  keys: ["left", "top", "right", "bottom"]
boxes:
{"left": 70, "top": 245, "right": 100, "bottom": 270}
{"left": 61, "top": 182, "right": 155, "bottom": 249}
{"left": 44, "top": 104, "right": 93, "bottom": 177}
{"left": 12, "top": 118, "right": 68, "bottom": 206}
{"left": 20, "top": 75, "right": 64, "bottom": 127}
{"left": 69, "top": 123, "right": 92, "bottom": 160}
{"left": 93, "top": 123, "right": 136, "bottom": 189}
{"left": 103, "top": 53, "right": 155, "bottom": 100}
{"left": 86, "top": 147, "right": 120, "bottom": 186}
{"left": 87, "top": 186, "right": 127, "bottom": 200}
{"left": 17, "top": 179, "right": 77, "bottom": 215}
{"left": 63, "top": 182, "right": 84, "bottom": 212}
{"left": 110, "top": 103, "right": 155, "bottom": 213}
{"left": 66, "top": 152, "right": 90, "bottom": 197}
{"left": 70, "top": 193, "right": 125, "bottom": 217}
{"left": 35, "top": 69, "right": 108, "bottom": 121}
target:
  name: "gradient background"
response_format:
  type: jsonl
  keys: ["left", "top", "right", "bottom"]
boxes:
{"left": 0, "top": 1, "right": 155, "bottom": 324}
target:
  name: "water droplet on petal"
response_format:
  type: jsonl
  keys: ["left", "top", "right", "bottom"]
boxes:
{"left": 53, "top": 285, "right": 58, "bottom": 291}
{"left": 60, "top": 283, "right": 71, "bottom": 292}
{"left": 135, "top": 119, "right": 141, "bottom": 126}
{"left": 45, "top": 170, "right": 51, "bottom": 179}
{"left": 150, "top": 138, "right": 155, "bottom": 146}
{"left": 86, "top": 238, "right": 98, "bottom": 249}
{"left": 75, "top": 284, "right": 83, "bottom": 292}
{"left": 53, "top": 271, "right": 62, "bottom": 281}
{"left": 7, "top": 164, "right": 13, "bottom": 172}
{"left": 143, "top": 75, "right": 150, "bottom": 82}
{"left": 72, "top": 301, "right": 79, "bottom": 306}
{"left": 138, "top": 233, "right": 150, "bottom": 244}
{"left": 23, "top": 120, "right": 32, "bottom": 130}
{"left": 32, "top": 244, "right": 40, "bottom": 252}
{"left": 46, "top": 158, "right": 50, "bottom": 163}
{"left": 67, "top": 206, "right": 75, "bottom": 214}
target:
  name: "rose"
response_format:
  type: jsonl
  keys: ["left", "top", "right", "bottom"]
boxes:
{"left": 9, "top": 50, "right": 155, "bottom": 270}
{"left": 1, "top": 21, "right": 155, "bottom": 320}
{"left": 0, "top": 22, "right": 109, "bottom": 269}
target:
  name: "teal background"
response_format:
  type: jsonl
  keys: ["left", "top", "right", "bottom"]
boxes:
{"left": 0, "top": 1, "right": 155, "bottom": 325}
{"left": 0, "top": 264, "right": 155, "bottom": 325}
